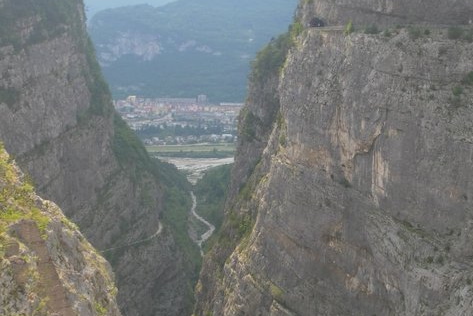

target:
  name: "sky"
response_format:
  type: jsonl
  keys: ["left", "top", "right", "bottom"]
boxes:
{"left": 83, "top": 0, "right": 177, "bottom": 19}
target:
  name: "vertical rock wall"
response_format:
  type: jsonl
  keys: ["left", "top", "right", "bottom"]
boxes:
{"left": 0, "top": 1, "right": 194, "bottom": 315}
{"left": 195, "top": 1, "right": 473, "bottom": 315}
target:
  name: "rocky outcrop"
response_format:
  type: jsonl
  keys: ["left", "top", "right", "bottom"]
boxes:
{"left": 97, "top": 31, "right": 162, "bottom": 65}
{"left": 195, "top": 1, "right": 473, "bottom": 315}
{"left": 0, "top": 145, "right": 121, "bottom": 316}
{"left": 301, "top": 0, "right": 473, "bottom": 27}
{"left": 0, "top": 1, "right": 195, "bottom": 315}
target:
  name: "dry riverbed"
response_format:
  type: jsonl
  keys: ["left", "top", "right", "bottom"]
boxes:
{"left": 158, "top": 157, "right": 234, "bottom": 184}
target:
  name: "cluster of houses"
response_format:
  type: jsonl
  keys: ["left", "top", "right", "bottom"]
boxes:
{"left": 114, "top": 95, "right": 243, "bottom": 145}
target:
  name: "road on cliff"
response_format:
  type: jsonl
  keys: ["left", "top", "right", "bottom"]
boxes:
{"left": 100, "top": 221, "right": 163, "bottom": 253}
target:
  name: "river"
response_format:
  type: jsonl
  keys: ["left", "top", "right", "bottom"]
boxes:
{"left": 190, "top": 192, "right": 215, "bottom": 256}
{"left": 159, "top": 156, "right": 233, "bottom": 255}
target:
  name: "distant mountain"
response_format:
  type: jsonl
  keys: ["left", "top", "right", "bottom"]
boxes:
{"left": 88, "top": 0, "right": 297, "bottom": 102}
{"left": 83, "top": 0, "right": 176, "bottom": 19}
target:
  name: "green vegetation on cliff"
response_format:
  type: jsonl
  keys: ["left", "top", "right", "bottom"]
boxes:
{"left": 0, "top": 144, "right": 49, "bottom": 239}
{"left": 250, "top": 26, "right": 294, "bottom": 86}
{"left": 113, "top": 113, "right": 154, "bottom": 174}
{"left": 194, "top": 164, "right": 232, "bottom": 230}
{"left": 207, "top": 22, "right": 297, "bottom": 254}
{"left": 112, "top": 113, "right": 200, "bottom": 312}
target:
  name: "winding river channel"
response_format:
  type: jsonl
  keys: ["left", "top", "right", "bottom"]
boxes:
{"left": 190, "top": 192, "right": 215, "bottom": 256}
{"left": 159, "top": 157, "right": 233, "bottom": 255}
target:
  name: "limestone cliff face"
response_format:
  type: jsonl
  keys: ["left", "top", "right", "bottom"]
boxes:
{"left": 0, "top": 1, "right": 194, "bottom": 315}
{"left": 195, "top": 1, "right": 473, "bottom": 315}
{"left": 300, "top": 0, "right": 473, "bottom": 27}
{"left": 0, "top": 145, "right": 121, "bottom": 316}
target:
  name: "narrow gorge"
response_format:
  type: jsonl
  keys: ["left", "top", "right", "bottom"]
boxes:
{"left": 1, "top": 0, "right": 473, "bottom": 315}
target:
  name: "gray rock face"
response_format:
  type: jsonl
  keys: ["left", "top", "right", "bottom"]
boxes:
{"left": 0, "top": 1, "right": 191, "bottom": 315}
{"left": 301, "top": 0, "right": 473, "bottom": 26}
{"left": 0, "top": 146, "right": 121, "bottom": 316}
{"left": 97, "top": 31, "right": 162, "bottom": 65}
{"left": 196, "top": 3, "right": 473, "bottom": 315}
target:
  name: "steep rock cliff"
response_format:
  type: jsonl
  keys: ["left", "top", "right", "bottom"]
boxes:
{"left": 196, "top": 1, "right": 473, "bottom": 315}
{"left": 0, "top": 144, "right": 121, "bottom": 316}
{"left": 0, "top": 1, "right": 196, "bottom": 315}
{"left": 300, "top": 0, "right": 473, "bottom": 27}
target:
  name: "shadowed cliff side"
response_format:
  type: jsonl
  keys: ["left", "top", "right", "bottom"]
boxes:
{"left": 0, "top": 1, "right": 198, "bottom": 315}
{"left": 195, "top": 0, "right": 473, "bottom": 315}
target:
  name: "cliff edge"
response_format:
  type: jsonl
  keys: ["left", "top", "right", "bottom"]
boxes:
{"left": 0, "top": 1, "right": 196, "bottom": 315}
{"left": 0, "top": 144, "right": 121, "bottom": 316}
{"left": 195, "top": 1, "right": 473, "bottom": 315}
{"left": 300, "top": 0, "right": 473, "bottom": 27}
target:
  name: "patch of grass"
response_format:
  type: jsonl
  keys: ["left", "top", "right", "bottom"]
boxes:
{"left": 290, "top": 21, "right": 304, "bottom": 39}
{"left": 344, "top": 20, "right": 355, "bottom": 35}
{"left": 270, "top": 283, "right": 284, "bottom": 301}
{"left": 0, "top": 144, "right": 50, "bottom": 238}
{"left": 94, "top": 302, "right": 107, "bottom": 316}
{"left": 29, "top": 208, "right": 49, "bottom": 237}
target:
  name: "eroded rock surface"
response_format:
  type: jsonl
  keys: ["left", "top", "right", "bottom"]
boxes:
{"left": 300, "top": 0, "right": 473, "bottom": 27}
{"left": 195, "top": 1, "right": 473, "bottom": 315}
{"left": 0, "top": 1, "right": 193, "bottom": 315}
{"left": 0, "top": 146, "right": 120, "bottom": 316}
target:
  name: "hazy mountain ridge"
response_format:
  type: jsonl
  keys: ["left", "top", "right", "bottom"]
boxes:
{"left": 88, "top": 0, "right": 297, "bottom": 101}
{"left": 83, "top": 0, "right": 175, "bottom": 19}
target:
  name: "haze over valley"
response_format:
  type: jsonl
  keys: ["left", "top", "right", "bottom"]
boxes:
{"left": 88, "top": 0, "right": 298, "bottom": 101}
{"left": 1, "top": 0, "right": 473, "bottom": 316}
{"left": 83, "top": 0, "right": 176, "bottom": 18}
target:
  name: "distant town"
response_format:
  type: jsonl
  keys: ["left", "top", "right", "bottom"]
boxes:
{"left": 114, "top": 95, "right": 244, "bottom": 146}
